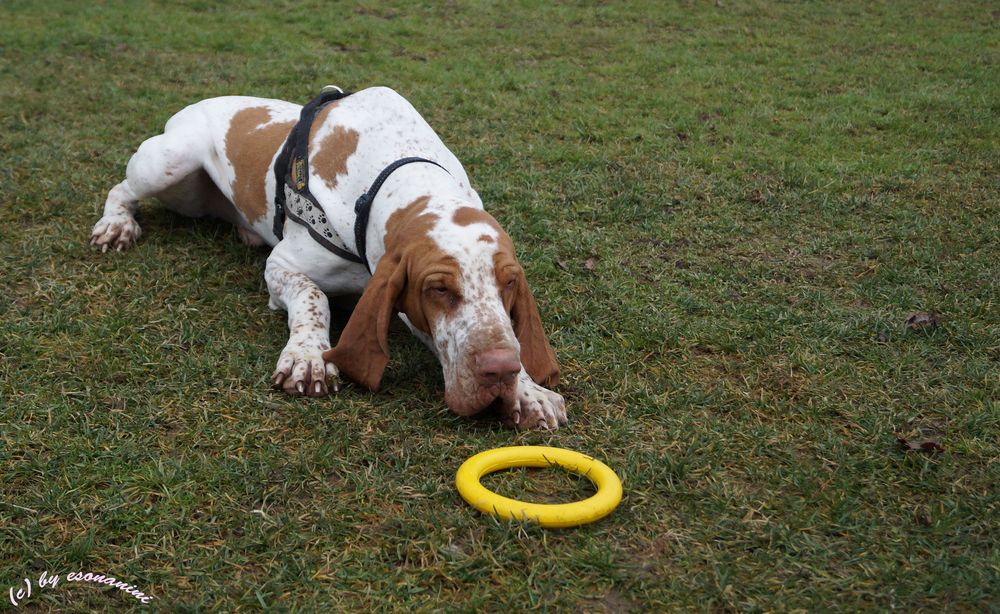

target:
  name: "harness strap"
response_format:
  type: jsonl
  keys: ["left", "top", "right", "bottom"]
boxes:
{"left": 273, "top": 87, "right": 362, "bottom": 263}
{"left": 353, "top": 157, "right": 449, "bottom": 274}
{"left": 273, "top": 87, "right": 451, "bottom": 274}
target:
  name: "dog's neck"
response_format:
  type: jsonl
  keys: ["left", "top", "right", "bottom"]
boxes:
{"left": 365, "top": 164, "right": 477, "bottom": 270}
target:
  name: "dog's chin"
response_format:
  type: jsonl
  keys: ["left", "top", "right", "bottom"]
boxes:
{"left": 444, "top": 378, "right": 517, "bottom": 417}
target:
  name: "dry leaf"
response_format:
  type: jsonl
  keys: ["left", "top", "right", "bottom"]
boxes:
{"left": 905, "top": 311, "right": 941, "bottom": 330}
{"left": 896, "top": 437, "right": 945, "bottom": 453}
{"left": 583, "top": 256, "right": 598, "bottom": 272}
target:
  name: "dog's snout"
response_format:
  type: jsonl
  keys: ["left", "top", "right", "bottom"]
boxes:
{"left": 475, "top": 349, "right": 521, "bottom": 386}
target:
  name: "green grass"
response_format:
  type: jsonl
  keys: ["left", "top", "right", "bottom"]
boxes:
{"left": 1, "top": 0, "right": 998, "bottom": 611}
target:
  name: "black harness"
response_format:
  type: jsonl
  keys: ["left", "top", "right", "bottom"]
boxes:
{"left": 273, "top": 87, "right": 448, "bottom": 273}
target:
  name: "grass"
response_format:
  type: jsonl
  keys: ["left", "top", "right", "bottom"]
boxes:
{"left": 1, "top": 0, "right": 998, "bottom": 611}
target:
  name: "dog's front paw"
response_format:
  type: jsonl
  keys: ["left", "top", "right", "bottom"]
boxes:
{"left": 272, "top": 339, "right": 339, "bottom": 397}
{"left": 91, "top": 214, "right": 142, "bottom": 252}
{"left": 502, "top": 374, "right": 567, "bottom": 430}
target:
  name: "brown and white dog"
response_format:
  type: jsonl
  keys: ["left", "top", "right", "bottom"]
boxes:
{"left": 91, "top": 86, "right": 566, "bottom": 429}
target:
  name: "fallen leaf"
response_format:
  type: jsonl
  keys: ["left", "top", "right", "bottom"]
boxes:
{"left": 896, "top": 437, "right": 944, "bottom": 453}
{"left": 583, "top": 256, "right": 598, "bottom": 272}
{"left": 912, "top": 507, "right": 932, "bottom": 527}
{"left": 905, "top": 311, "right": 941, "bottom": 331}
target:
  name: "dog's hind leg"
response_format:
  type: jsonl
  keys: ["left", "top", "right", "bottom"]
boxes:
{"left": 91, "top": 108, "right": 214, "bottom": 252}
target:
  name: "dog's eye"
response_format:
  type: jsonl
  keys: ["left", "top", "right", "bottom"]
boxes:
{"left": 503, "top": 279, "right": 516, "bottom": 293}
{"left": 427, "top": 286, "right": 459, "bottom": 308}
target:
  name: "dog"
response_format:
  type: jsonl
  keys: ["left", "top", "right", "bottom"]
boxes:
{"left": 91, "top": 86, "right": 566, "bottom": 429}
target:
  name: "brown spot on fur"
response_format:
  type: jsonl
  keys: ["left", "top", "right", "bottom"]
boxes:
{"left": 225, "top": 107, "right": 294, "bottom": 223}
{"left": 309, "top": 101, "right": 340, "bottom": 137}
{"left": 453, "top": 206, "right": 501, "bottom": 230}
{"left": 311, "top": 125, "right": 360, "bottom": 190}
{"left": 478, "top": 234, "right": 495, "bottom": 243}
{"left": 362, "top": 196, "right": 448, "bottom": 333}
{"left": 387, "top": 196, "right": 446, "bottom": 335}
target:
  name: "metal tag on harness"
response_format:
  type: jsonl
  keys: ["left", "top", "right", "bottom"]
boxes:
{"left": 291, "top": 156, "right": 308, "bottom": 191}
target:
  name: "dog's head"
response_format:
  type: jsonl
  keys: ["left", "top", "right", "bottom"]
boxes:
{"left": 324, "top": 197, "right": 558, "bottom": 415}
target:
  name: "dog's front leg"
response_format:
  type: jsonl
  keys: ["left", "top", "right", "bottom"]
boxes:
{"left": 264, "top": 251, "right": 339, "bottom": 397}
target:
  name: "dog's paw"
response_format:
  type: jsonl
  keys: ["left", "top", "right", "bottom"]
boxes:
{"left": 272, "top": 340, "right": 339, "bottom": 398}
{"left": 502, "top": 374, "right": 567, "bottom": 430}
{"left": 91, "top": 214, "right": 142, "bottom": 252}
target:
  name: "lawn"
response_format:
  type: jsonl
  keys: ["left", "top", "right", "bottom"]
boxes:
{"left": 1, "top": 0, "right": 998, "bottom": 611}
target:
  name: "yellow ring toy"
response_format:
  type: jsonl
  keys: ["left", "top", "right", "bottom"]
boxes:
{"left": 455, "top": 446, "right": 622, "bottom": 528}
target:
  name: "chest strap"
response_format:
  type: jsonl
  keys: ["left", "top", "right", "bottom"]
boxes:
{"left": 353, "top": 156, "right": 448, "bottom": 274}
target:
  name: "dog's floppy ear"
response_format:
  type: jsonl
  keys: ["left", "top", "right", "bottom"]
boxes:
{"left": 324, "top": 256, "right": 406, "bottom": 391}
{"left": 511, "top": 277, "right": 560, "bottom": 387}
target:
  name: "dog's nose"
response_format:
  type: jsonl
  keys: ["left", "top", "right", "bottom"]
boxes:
{"left": 475, "top": 349, "right": 521, "bottom": 386}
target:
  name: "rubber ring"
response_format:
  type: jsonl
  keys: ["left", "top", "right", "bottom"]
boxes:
{"left": 455, "top": 446, "right": 623, "bottom": 528}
